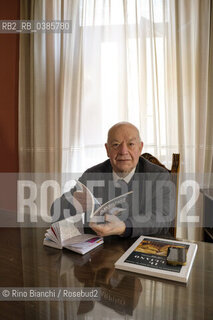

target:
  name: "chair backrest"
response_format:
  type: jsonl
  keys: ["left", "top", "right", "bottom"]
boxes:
{"left": 142, "top": 153, "right": 180, "bottom": 238}
{"left": 142, "top": 153, "right": 180, "bottom": 174}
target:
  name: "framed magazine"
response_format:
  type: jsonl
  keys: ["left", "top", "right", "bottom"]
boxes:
{"left": 115, "top": 236, "right": 198, "bottom": 283}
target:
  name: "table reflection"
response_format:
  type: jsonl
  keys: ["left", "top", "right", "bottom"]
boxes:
{"left": 14, "top": 229, "right": 213, "bottom": 320}
{"left": 71, "top": 244, "right": 142, "bottom": 316}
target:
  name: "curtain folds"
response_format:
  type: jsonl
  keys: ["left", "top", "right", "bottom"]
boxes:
{"left": 19, "top": 0, "right": 213, "bottom": 240}
{"left": 19, "top": 0, "right": 65, "bottom": 172}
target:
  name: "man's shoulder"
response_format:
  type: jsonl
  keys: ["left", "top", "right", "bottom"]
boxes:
{"left": 138, "top": 156, "right": 168, "bottom": 173}
{"left": 84, "top": 159, "right": 112, "bottom": 173}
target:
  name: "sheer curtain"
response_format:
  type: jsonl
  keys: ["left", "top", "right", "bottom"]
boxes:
{"left": 19, "top": 0, "right": 213, "bottom": 240}
{"left": 19, "top": 0, "right": 64, "bottom": 172}
{"left": 62, "top": 0, "right": 213, "bottom": 175}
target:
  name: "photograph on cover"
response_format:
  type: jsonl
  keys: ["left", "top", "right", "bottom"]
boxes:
{"left": 124, "top": 238, "right": 189, "bottom": 273}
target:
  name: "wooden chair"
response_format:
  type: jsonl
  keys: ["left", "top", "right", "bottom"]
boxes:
{"left": 142, "top": 153, "right": 180, "bottom": 238}
{"left": 142, "top": 153, "right": 180, "bottom": 174}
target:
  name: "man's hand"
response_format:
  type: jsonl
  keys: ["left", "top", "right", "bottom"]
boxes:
{"left": 90, "top": 214, "right": 126, "bottom": 236}
{"left": 73, "top": 188, "right": 93, "bottom": 213}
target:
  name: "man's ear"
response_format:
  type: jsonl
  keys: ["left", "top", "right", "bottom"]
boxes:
{"left": 139, "top": 141, "right": 143, "bottom": 154}
{"left": 105, "top": 143, "right": 110, "bottom": 157}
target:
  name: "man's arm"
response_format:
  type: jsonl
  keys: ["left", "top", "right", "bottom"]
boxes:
{"left": 129, "top": 173, "right": 176, "bottom": 238}
{"left": 50, "top": 174, "right": 89, "bottom": 221}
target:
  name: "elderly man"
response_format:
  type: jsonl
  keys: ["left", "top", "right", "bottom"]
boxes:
{"left": 51, "top": 122, "right": 175, "bottom": 238}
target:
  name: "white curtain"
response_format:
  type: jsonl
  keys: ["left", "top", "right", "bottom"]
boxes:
{"left": 19, "top": 0, "right": 213, "bottom": 240}
{"left": 62, "top": 0, "right": 213, "bottom": 175}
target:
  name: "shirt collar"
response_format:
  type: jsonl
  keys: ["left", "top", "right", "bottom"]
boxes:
{"left": 113, "top": 168, "right": 136, "bottom": 184}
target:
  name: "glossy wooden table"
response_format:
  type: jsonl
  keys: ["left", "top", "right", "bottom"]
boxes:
{"left": 200, "top": 189, "right": 213, "bottom": 242}
{"left": 0, "top": 228, "right": 213, "bottom": 320}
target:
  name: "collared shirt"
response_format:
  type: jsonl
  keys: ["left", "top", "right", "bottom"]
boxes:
{"left": 112, "top": 168, "right": 136, "bottom": 238}
{"left": 112, "top": 168, "right": 136, "bottom": 184}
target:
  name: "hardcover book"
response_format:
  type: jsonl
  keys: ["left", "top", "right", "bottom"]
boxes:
{"left": 115, "top": 236, "right": 198, "bottom": 283}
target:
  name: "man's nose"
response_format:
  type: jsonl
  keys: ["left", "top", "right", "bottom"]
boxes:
{"left": 118, "top": 142, "right": 129, "bottom": 154}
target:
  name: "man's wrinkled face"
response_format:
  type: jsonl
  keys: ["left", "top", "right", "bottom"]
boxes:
{"left": 105, "top": 124, "right": 143, "bottom": 175}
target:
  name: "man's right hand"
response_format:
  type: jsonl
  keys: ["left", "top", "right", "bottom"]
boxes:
{"left": 89, "top": 214, "right": 126, "bottom": 236}
{"left": 73, "top": 188, "right": 93, "bottom": 213}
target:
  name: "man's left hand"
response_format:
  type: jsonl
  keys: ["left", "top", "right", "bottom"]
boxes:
{"left": 89, "top": 214, "right": 126, "bottom": 236}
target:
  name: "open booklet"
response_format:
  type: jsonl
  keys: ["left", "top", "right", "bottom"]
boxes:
{"left": 75, "top": 180, "right": 133, "bottom": 221}
{"left": 43, "top": 216, "right": 103, "bottom": 255}
{"left": 44, "top": 180, "right": 132, "bottom": 254}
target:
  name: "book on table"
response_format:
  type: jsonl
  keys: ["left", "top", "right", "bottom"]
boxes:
{"left": 44, "top": 180, "right": 133, "bottom": 254}
{"left": 114, "top": 236, "right": 198, "bottom": 283}
{"left": 43, "top": 216, "right": 104, "bottom": 255}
